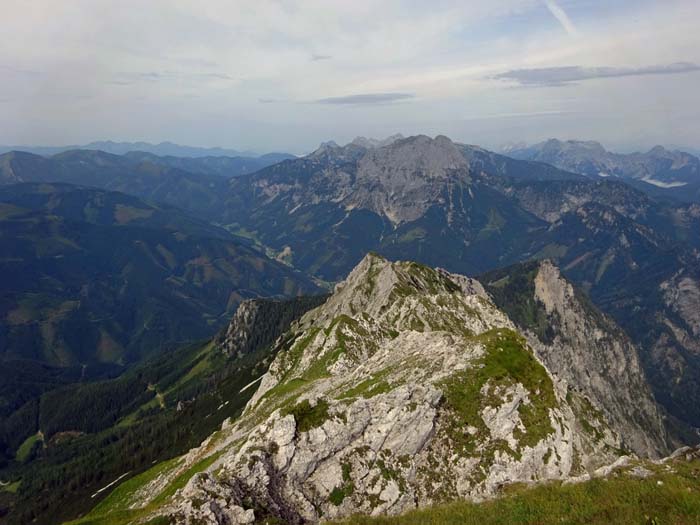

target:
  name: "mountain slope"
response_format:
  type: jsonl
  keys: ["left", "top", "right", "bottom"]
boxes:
{"left": 332, "top": 447, "right": 700, "bottom": 525}
{"left": 223, "top": 135, "right": 584, "bottom": 281}
{"left": 0, "top": 295, "right": 326, "bottom": 525}
{"left": 493, "top": 180, "right": 700, "bottom": 433}
{"left": 81, "top": 254, "right": 669, "bottom": 524}
{"left": 0, "top": 183, "right": 319, "bottom": 368}
{"left": 481, "top": 260, "right": 668, "bottom": 456}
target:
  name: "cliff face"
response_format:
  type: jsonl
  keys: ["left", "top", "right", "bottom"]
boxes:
{"left": 482, "top": 260, "right": 669, "bottom": 457}
{"left": 125, "top": 254, "right": 671, "bottom": 524}
{"left": 215, "top": 295, "right": 329, "bottom": 359}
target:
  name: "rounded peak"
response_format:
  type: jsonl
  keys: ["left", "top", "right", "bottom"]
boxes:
{"left": 435, "top": 134, "right": 455, "bottom": 145}
{"left": 647, "top": 145, "right": 670, "bottom": 156}
{"left": 362, "top": 134, "right": 467, "bottom": 172}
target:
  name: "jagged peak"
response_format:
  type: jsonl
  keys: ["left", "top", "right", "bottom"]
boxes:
{"left": 314, "top": 253, "right": 487, "bottom": 326}
{"left": 349, "top": 133, "right": 404, "bottom": 149}
{"left": 357, "top": 134, "right": 468, "bottom": 178}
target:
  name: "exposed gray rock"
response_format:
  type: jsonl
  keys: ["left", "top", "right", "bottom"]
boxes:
{"left": 527, "top": 260, "right": 669, "bottom": 457}
{"left": 152, "top": 254, "right": 655, "bottom": 524}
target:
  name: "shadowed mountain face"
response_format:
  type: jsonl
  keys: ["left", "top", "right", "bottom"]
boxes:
{"left": 0, "top": 183, "right": 320, "bottom": 368}
{"left": 507, "top": 139, "right": 700, "bottom": 203}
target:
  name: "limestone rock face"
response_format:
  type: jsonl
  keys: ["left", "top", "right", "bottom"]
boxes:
{"left": 155, "top": 254, "right": 660, "bottom": 524}
{"left": 529, "top": 261, "right": 669, "bottom": 456}
{"left": 482, "top": 259, "right": 670, "bottom": 458}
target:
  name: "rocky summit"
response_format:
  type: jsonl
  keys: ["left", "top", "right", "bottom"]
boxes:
{"left": 112, "top": 253, "right": 669, "bottom": 524}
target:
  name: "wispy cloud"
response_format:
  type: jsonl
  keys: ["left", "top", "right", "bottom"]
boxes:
{"left": 544, "top": 0, "right": 577, "bottom": 36}
{"left": 109, "top": 70, "right": 235, "bottom": 85}
{"left": 311, "top": 54, "right": 332, "bottom": 61}
{"left": 315, "top": 93, "right": 414, "bottom": 105}
{"left": 494, "top": 62, "right": 700, "bottom": 86}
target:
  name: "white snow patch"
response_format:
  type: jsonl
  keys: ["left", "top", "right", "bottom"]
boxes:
{"left": 641, "top": 177, "right": 688, "bottom": 188}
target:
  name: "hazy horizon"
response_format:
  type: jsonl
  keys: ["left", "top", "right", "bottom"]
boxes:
{"left": 2, "top": 0, "right": 699, "bottom": 154}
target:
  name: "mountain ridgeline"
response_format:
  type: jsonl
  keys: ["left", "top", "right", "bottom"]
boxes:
{"left": 74, "top": 255, "right": 670, "bottom": 524}
{"left": 506, "top": 138, "right": 700, "bottom": 203}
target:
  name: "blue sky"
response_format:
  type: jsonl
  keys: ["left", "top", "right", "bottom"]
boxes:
{"left": 1, "top": 0, "right": 698, "bottom": 153}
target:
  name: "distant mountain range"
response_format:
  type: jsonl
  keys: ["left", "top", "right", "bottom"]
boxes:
{"left": 0, "top": 141, "right": 280, "bottom": 158}
{"left": 506, "top": 139, "right": 700, "bottom": 203}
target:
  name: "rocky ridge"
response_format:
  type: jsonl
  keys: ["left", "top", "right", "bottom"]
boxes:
{"left": 121, "top": 254, "right": 669, "bottom": 524}
{"left": 482, "top": 260, "right": 669, "bottom": 457}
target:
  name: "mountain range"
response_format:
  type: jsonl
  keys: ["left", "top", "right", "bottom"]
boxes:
{"left": 507, "top": 139, "right": 700, "bottom": 203}
{"left": 1, "top": 133, "right": 700, "bottom": 524}
{"left": 0, "top": 141, "right": 266, "bottom": 158}
{"left": 217, "top": 135, "right": 700, "bottom": 436}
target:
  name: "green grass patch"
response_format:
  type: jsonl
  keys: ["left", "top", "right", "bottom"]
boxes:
{"left": 329, "top": 459, "right": 700, "bottom": 525}
{"left": 86, "top": 457, "right": 182, "bottom": 517}
{"left": 439, "top": 328, "right": 556, "bottom": 457}
{"left": 15, "top": 431, "right": 42, "bottom": 462}
{"left": 338, "top": 369, "right": 392, "bottom": 400}
{"left": 0, "top": 480, "right": 21, "bottom": 493}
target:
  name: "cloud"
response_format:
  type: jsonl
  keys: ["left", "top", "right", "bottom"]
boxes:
{"left": 311, "top": 54, "right": 332, "bottom": 61}
{"left": 109, "top": 70, "right": 235, "bottom": 85}
{"left": 494, "top": 62, "right": 700, "bottom": 86}
{"left": 0, "top": 64, "right": 40, "bottom": 76}
{"left": 315, "top": 93, "right": 414, "bottom": 105}
{"left": 543, "top": 0, "right": 577, "bottom": 36}
{"left": 463, "top": 109, "right": 578, "bottom": 120}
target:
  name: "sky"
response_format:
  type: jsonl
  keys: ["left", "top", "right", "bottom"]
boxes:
{"left": 1, "top": 0, "right": 699, "bottom": 154}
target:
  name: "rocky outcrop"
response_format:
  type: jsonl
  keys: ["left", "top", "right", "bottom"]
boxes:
{"left": 144, "top": 254, "right": 665, "bottom": 524}
{"left": 482, "top": 260, "right": 670, "bottom": 457}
